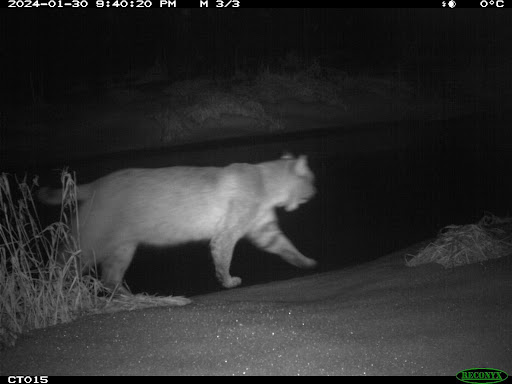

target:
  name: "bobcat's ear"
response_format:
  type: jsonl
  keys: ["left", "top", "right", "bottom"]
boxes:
{"left": 281, "top": 152, "right": 294, "bottom": 160}
{"left": 294, "top": 155, "right": 309, "bottom": 176}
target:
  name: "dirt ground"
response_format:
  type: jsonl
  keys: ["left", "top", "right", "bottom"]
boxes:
{"left": 2, "top": 245, "right": 511, "bottom": 376}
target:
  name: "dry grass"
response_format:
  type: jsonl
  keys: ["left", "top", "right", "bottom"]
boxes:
{"left": 97, "top": 292, "right": 191, "bottom": 314}
{"left": 185, "top": 91, "right": 268, "bottom": 124}
{"left": 0, "top": 171, "right": 190, "bottom": 350}
{"left": 253, "top": 67, "right": 347, "bottom": 107}
{"left": 406, "top": 213, "right": 512, "bottom": 268}
{"left": 158, "top": 79, "right": 281, "bottom": 140}
{"left": 152, "top": 65, "right": 413, "bottom": 143}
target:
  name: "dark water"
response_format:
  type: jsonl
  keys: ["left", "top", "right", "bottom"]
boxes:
{"left": 6, "top": 112, "right": 512, "bottom": 297}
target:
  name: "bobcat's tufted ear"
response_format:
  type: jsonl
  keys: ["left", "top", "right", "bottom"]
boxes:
{"left": 294, "top": 155, "right": 309, "bottom": 176}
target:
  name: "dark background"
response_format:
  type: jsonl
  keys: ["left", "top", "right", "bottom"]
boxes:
{"left": 2, "top": 9, "right": 509, "bottom": 105}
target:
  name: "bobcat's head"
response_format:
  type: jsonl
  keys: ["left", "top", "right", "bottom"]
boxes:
{"left": 279, "top": 154, "right": 316, "bottom": 212}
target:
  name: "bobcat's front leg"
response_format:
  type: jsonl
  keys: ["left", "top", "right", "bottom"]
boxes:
{"left": 248, "top": 221, "right": 317, "bottom": 269}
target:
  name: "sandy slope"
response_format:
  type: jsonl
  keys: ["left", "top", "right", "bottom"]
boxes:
{"left": 1, "top": 246, "right": 511, "bottom": 376}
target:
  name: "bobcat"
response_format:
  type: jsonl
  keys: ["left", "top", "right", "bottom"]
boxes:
{"left": 38, "top": 154, "right": 317, "bottom": 290}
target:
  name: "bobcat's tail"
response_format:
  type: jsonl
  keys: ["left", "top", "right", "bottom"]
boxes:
{"left": 38, "top": 184, "right": 94, "bottom": 205}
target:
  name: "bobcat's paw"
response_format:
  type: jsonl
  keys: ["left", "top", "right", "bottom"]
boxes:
{"left": 222, "top": 276, "right": 242, "bottom": 289}
{"left": 303, "top": 258, "right": 318, "bottom": 269}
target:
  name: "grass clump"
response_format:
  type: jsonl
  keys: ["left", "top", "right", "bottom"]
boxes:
{"left": 406, "top": 213, "right": 512, "bottom": 268}
{"left": 253, "top": 65, "right": 347, "bottom": 107}
{"left": 0, "top": 171, "right": 190, "bottom": 350}
{"left": 0, "top": 171, "right": 103, "bottom": 349}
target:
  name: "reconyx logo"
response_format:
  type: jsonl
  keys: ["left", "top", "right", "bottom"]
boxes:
{"left": 456, "top": 368, "right": 509, "bottom": 384}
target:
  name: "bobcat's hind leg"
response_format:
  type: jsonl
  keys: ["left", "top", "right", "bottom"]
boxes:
{"left": 209, "top": 201, "right": 251, "bottom": 289}
{"left": 248, "top": 221, "right": 317, "bottom": 269}
{"left": 210, "top": 235, "right": 242, "bottom": 289}
{"left": 100, "top": 243, "right": 137, "bottom": 294}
